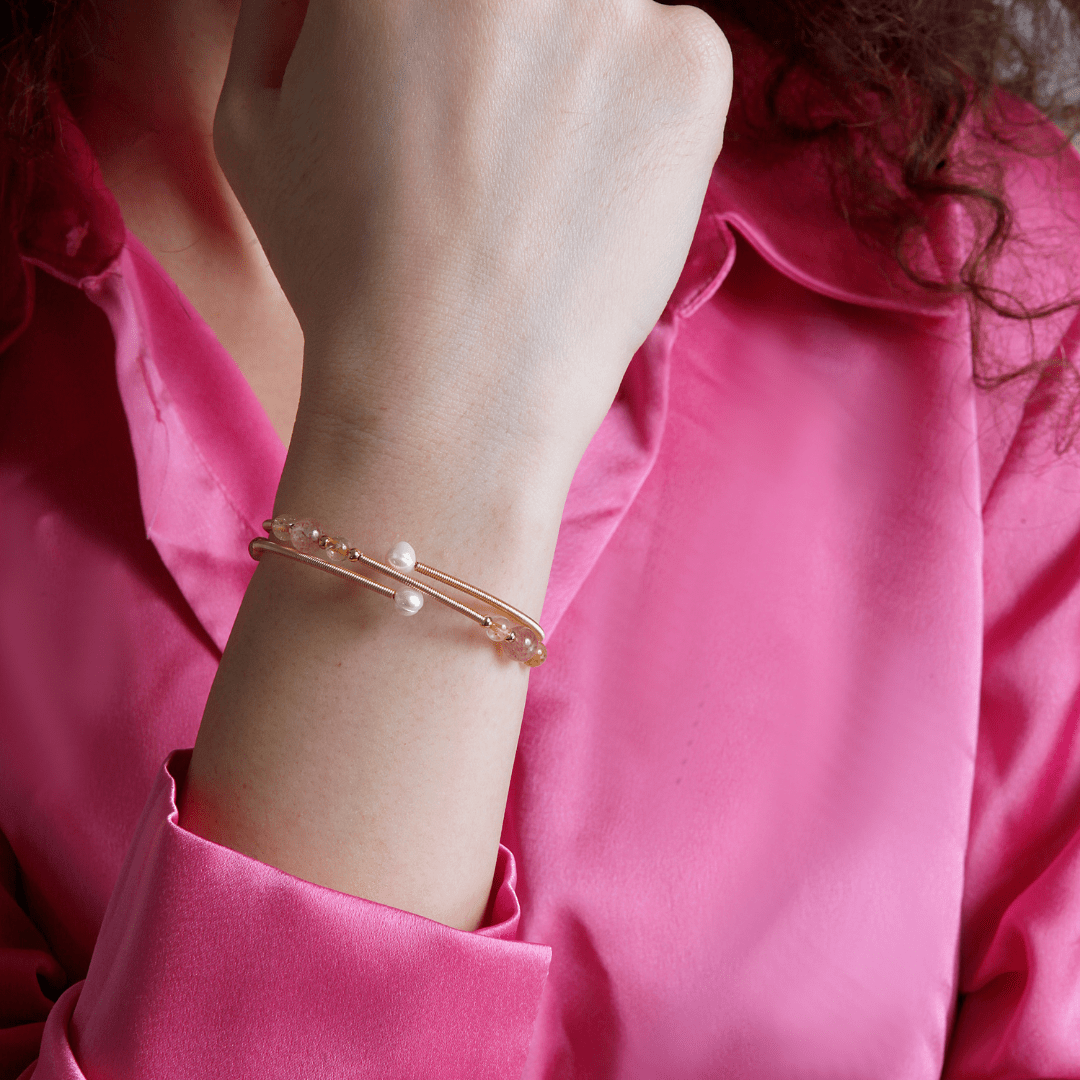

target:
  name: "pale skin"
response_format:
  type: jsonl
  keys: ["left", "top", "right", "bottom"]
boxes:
{"left": 71, "top": 0, "right": 732, "bottom": 931}
{"left": 71, "top": 0, "right": 305, "bottom": 444}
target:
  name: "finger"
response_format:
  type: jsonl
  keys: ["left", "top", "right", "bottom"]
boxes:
{"left": 226, "top": 0, "right": 310, "bottom": 94}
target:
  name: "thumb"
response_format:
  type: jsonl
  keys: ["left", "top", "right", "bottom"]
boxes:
{"left": 226, "top": 0, "right": 310, "bottom": 93}
{"left": 215, "top": 0, "right": 309, "bottom": 180}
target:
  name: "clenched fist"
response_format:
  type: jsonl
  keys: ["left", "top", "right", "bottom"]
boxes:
{"left": 188, "top": 0, "right": 732, "bottom": 929}
{"left": 215, "top": 0, "right": 731, "bottom": 489}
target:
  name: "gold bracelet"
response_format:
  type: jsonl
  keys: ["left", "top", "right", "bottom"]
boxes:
{"left": 250, "top": 517, "right": 547, "bottom": 667}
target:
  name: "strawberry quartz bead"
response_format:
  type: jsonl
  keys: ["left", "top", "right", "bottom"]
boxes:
{"left": 270, "top": 516, "right": 291, "bottom": 542}
{"left": 485, "top": 616, "right": 513, "bottom": 642}
{"left": 503, "top": 625, "right": 540, "bottom": 663}
{"left": 289, "top": 520, "right": 321, "bottom": 553}
{"left": 524, "top": 642, "right": 548, "bottom": 667}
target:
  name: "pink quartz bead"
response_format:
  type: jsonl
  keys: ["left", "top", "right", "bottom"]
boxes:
{"left": 289, "top": 520, "right": 321, "bottom": 553}
{"left": 524, "top": 642, "right": 548, "bottom": 667}
{"left": 503, "top": 626, "right": 540, "bottom": 663}
{"left": 271, "top": 516, "right": 291, "bottom": 543}
{"left": 485, "top": 616, "right": 513, "bottom": 642}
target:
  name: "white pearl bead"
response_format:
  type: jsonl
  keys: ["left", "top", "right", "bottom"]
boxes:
{"left": 394, "top": 587, "right": 424, "bottom": 616}
{"left": 387, "top": 541, "right": 417, "bottom": 571}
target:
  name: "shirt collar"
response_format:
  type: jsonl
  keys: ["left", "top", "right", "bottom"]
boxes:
{"left": 14, "top": 91, "right": 126, "bottom": 282}
{"left": 705, "top": 134, "right": 953, "bottom": 317}
{"left": 7, "top": 95, "right": 282, "bottom": 651}
{"left": 9, "top": 90, "right": 958, "bottom": 339}
{"left": 6, "top": 91, "right": 963, "bottom": 649}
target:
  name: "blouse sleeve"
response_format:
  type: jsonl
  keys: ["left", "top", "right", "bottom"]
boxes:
{"left": 945, "top": 349, "right": 1080, "bottom": 1077}
{"left": 18, "top": 752, "right": 550, "bottom": 1079}
{"left": 0, "top": 832, "right": 67, "bottom": 1080}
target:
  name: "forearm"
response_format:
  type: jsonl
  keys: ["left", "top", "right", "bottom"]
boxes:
{"left": 180, "top": 388, "right": 568, "bottom": 932}
{"left": 180, "top": 0, "right": 731, "bottom": 936}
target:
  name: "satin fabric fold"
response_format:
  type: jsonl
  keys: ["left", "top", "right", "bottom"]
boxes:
{"left": 5, "top": 86, "right": 1080, "bottom": 1079}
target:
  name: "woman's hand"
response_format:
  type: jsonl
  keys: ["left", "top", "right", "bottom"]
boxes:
{"left": 215, "top": 0, "right": 732, "bottom": 487}
{"left": 183, "top": 0, "right": 732, "bottom": 932}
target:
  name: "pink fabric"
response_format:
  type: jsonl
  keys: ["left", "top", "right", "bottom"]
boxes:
{"left": 4, "top": 84, "right": 1080, "bottom": 1077}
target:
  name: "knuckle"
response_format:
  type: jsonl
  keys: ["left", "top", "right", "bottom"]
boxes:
{"left": 664, "top": 6, "right": 733, "bottom": 102}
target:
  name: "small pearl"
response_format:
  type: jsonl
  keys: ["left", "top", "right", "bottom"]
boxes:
{"left": 289, "top": 519, "right": 321, "bottom": 553}
{"left": 503, "top": 626, "right": 539, "bottom": 663}
{"left": 485, "top": 616, "right": 513, "bottom": 642}
{"left": 387, "top": 541, "right": 417, "bottom": 571}
{"left": 271, "top": 516, "right": 291, "bottom": 542}
{"left": 394, "top": 586, "right": 424, "bottom": 616}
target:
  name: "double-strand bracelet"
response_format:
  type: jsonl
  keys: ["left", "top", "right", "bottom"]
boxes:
{"left": 249, "top": 516, "right": 548, "bottom": 667}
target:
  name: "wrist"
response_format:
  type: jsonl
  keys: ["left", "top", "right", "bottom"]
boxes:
{"left": 278, "top": 410, "right": 571, "bottom": 618}
{"left": 294, "top": 326, "right": 599, "bottom": 488}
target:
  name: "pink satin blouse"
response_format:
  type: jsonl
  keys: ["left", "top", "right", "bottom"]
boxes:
{"left": 3, "top": 89, "right": 1080, "bottom": 1078}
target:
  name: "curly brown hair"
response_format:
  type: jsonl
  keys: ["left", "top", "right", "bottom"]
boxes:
{"left": 4, "top": 0, "right": 1080, "bottom": 423}
{"left": 702, "top": 0, "right": 1080, "bottom": 407}
{"left": 2, "top": 0, "right": 92, "bottom": 154}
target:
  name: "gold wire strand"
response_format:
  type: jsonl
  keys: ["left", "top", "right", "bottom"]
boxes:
{"left": 351, "top": 551, "right": 545, "bottom": 642}
{"left": 252, "top": 538, "right": 489, "bottom": 624}
{"left": 258, "top": 521, "right": 546, "bottom": 642}
{"left": 348, "top": 550, "right": 498, "bottom": 625}
{"left": 252, "top": 537, "right": 536, "bottom": 633}
{"left": 412, "top": 561, "right": 543, "bottom": 642}
{"left": 249, "top": 538, "right": 396, "bottom": 600}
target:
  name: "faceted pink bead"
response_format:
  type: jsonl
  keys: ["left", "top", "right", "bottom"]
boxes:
{"left": 485, "top": 616, "right": 513, "bottom": 642}
{"left": 289, "top": 519, "right": 321, "bottom": 553}
{"left": 503, "top": 626, "right": 539, "bottom": 663}
{"left": 271, "top": 516, "right": 291, "bottom": 542}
